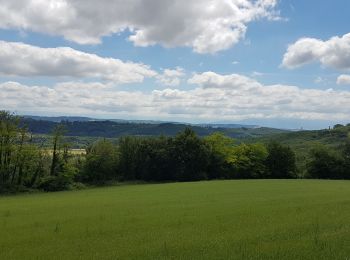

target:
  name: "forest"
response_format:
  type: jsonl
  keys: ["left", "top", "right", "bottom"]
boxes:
{"left": 1, "top": 111, "right": 349, "bottom": 193}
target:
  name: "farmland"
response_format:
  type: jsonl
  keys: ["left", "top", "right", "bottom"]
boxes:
{"left": 0, "top": 180, "right": 349, "bottom": 259}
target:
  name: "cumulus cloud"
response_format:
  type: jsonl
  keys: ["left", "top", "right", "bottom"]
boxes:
{"left": 156, "top": 67, "right": 185, "bottom": 86}
{"left": 282, "top": 33, "right": 350, "bottom": 70}
{"left": 337, "top": 74, "right": 350, "bottom": 85}
{"left": 2, "top": 72, "right": 350, "bottom": 122}
{"left": 0, "top": 41, "right": 157, "bottom": 83}
{"left": 186, "top": 72, "right": 350, "bottom": 120}
{"left": 0, "top": 81, "right": 153, "bottom": 115}
{"left": 0, "top": 0, "right": 279, "bottom": 54}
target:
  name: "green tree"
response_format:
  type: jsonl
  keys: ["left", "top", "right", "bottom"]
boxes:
{"left": 0, "top": 111, "right": 20, "bottom": 185}
{"left": 341, "top": 141, "right": 350, "bottom": 179}
{"left": 84, "top": 139, "right": 118, "bottom": 183}
{"left": 171, "top": 128, "right": 210, "bottom": 181}
{"left": 307, "top": 145, "right": 345, "bottom": 179}
{"left": 118, "top": 136, "right": 141, "bottom": 180}
{"left": 204, "top": 132, "right": 235, "bottom": 179}
{"left": 131, "top": 136, "right": 174, "bottom": 181}
{"left": 50, "top": 124, "right": 66, "bottom": 176}
{"left": 230, "top": 143, "right": 268, "bottom": 179}
{"left": 265, "top": 142, "right": 296, "bottom": 178}
{"left": 0, "top": 111, "right": 46, "bottom": 191}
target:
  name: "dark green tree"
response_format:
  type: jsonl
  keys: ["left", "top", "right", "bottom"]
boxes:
{"left": 265, "top": 142, "right": 296, "bottom": 178}
{"left": 0, "top": 111, "right": 45, "bottom": 191}
{"left": 307, "top": 145, "right": 345, "bottom": 179}
{"left": 50, "top": 124, "right": 66, "bottom": 176}
{"left": 171, "top": 128, "right": 210, "bottom": 181}
{"left": 84, "top": 139, "right": 119, "bottom": 183}
{"left": 118, "top": 136, "right": 141, "bottom": 180}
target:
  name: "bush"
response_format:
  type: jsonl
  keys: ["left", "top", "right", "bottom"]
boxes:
{"left": 70, "top": 182, "right": 86, "bottom": 190}
{"left": 38, "top": 175, "right": 73, "bottom": 192}
{"left": 0, "top": 184, "right": 32, "bottom": 194}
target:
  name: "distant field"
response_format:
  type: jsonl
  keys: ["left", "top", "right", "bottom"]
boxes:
{"left": 42, "top": 148, "right": 86, "bottom": 155}
{"left": 0, "top": 180, "right": 349, "bottom": 259}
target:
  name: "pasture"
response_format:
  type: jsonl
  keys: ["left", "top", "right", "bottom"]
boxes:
{"left": 0, "top": 180, "right": 349, "bottom": 259}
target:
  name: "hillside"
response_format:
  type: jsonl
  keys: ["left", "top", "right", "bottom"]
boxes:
{"left": 22, "top": 118, "right": 288, "bottom": 139}
{"left": 250, "top": 124, "right": 350, "bottom": 173}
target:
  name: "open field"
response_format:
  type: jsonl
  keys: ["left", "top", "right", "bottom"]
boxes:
{"left": 0, "top": 180, "right": 349, "bottom": 259}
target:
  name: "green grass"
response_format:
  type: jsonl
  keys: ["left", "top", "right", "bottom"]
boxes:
{"left": 0, "top": 180, "right": 349, "bottom": 259}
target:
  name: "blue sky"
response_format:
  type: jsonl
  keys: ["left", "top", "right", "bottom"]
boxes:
{"left": 0, "top": 0, "right": 350, "bottom": 129}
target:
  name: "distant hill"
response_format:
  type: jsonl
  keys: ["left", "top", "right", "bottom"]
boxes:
{"left": 23, "top": 115, "right": 93, "bottom": 122}
{"left": 252, "top": 124, "right": 350, "bottom": 149}
{"left": 23, "top": 115, "right": 177, "bottom": 124}
{"left": 248, "top": 124, "right": 350, "bottom": 173}
{"left": 23, "top": 115, "right": 259, "bottom": 128}
{"left": 21, "top": 117, "right": 288, "bottom": 139}
{"left": 196, "top": 123, "right": 259, "bottom": 129}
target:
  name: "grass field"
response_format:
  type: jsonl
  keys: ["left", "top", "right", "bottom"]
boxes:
{"left": 0, "top": 180, "right": 349, "bottom": 259}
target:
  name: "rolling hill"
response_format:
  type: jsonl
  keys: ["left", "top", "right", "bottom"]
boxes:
{"left": 22, "top": 117, "right": 288, "bottom": 139}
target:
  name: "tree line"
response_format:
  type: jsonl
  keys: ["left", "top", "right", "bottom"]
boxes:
{"left": 0, "top": 111, "right": 349, "bottom": 193}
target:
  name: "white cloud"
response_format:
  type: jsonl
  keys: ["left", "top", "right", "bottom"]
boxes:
{"left": 0, "top": 81, "right": 152, "bottom": 115}
{"left": 337, "top": 74, "right": 350, "bottom": 85}
{"left": 156, "top": 67, "right": 185, "bottom": 86}
{"left": 188, "top": 71, "right": 261, "bottom": 89}
{"left": 282, "top": 33, "right": 350, "bottom": 70}
{"left": 0, "top": 0, "right": 280, "bottom": 54}
{"left": 0, "top": 41, "right": 157, "bottom": 83}
{"left": 2, "top": 72, "right": 350, "bottom": 122}
{"left": 186, "top": 72, "right": 350, "bottom": 121}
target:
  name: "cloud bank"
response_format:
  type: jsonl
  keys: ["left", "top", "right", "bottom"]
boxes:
{"left": 2, "top": 72, "right": 350, "bottom": 122}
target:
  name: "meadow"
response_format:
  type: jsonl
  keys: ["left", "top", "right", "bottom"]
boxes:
{"left": 0, "top": 180, "right": 349, "bottom": 259}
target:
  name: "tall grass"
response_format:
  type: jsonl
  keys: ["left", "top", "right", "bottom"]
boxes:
{"left": 0, "top": 180, "right": 349, "bottom": 259}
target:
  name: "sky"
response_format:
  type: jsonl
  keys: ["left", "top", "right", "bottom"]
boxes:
{"left": 0, "top": 0, "right": 350, "bottom": 129}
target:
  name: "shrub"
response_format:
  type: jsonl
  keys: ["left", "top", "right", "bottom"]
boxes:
{"left": 38, "top": 175, "right": 73, "bottom": 192}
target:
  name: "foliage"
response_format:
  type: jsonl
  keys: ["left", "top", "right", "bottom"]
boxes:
{"left": 38, "top": 161, "right": 79, "bottom": 191}
{"left": 307, "top": 145, "right": 349, "bottom": 179}
{"left": 247, "top": 124, "right": 350, "bottom": 175}
{"left": 83, "top": 139, "right": 119, "bottom": 183}
{"left": 117, "top": 129, "right": 210, "bottom": 182}
{"left": 265, "top": 142, "right": 297, "bottom": 178}
{"left": 171, "top": 128, "right": 210, "bottom": 181}
{"left": 204, "top": 133, "right": 235, "bottom": 179}
{"left": 0, "top": 111, "right": 46, "bottom": 190}
{"left": 38, "top": 175, "right": 70, "bottom": 192}
{"left": 2, "top": 110, "right": 350, "bottom": 194}
{"left": 230, "top": 143, "right": 268, "bottom": 179}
